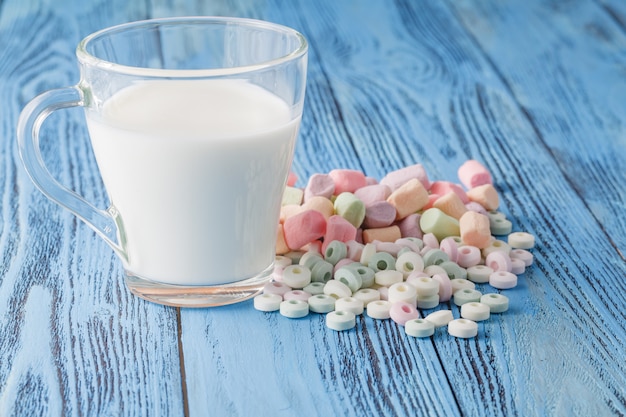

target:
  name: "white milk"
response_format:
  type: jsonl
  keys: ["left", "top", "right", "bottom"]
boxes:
{"left": 85, "top": 79, "right": 299, "bottom": 285}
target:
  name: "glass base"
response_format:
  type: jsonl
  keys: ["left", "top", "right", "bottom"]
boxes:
{"left": 125, "top": 265, "right": 273, "bottom": 307}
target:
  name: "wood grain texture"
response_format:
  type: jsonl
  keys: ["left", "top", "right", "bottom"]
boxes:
{"left": 1, "top": 1, "right": 184, "bottom": 416}
{"left": 1, "top": 0, "right": 625, "bottom": 416}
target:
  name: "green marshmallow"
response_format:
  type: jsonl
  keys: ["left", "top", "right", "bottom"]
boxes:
{"left": 419, "top": 208, "right": 460, "bottom": 241}
{"left": 281, "top": 186, "right": 304, "bottom": 206}
{"left": 333, "top": 192, "right": 366, "bottom": 228}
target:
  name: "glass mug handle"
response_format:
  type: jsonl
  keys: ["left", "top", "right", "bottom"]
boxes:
{"left": 17, "top": 86, "right": 126, "bottom": 260}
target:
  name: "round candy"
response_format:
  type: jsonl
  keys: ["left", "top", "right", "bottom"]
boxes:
{"left": 389, "top": 301, "right": 420, "bottom": 326}
{"left": 424, "top": 309, "right": 454, "bottom": 328}
{"left": 311, "top": 259, "right": 334, "bottom": 283}
{"left": 466, "top": 265, "right": 494, "bottom": 283}
{"left": 460, "top": 302, "right": 490, "bottom": 321}
{"left": 405, "top": 319, "right": 435, "bottom": 338}
{"left": 367, "top": 300, "right": 392, "bottom": 319}
{"left": 352, "top": 288, "right": 381, "bottom": 306}
{"left": 407, "top": 275, "right": 439, "bottom": 298}
{"left": 335, "top": 296, "right": 364, "bottom": 315}
{"left": 388, "top": 282, "right": 418, "bottom": 305}
{"left": 480, "top": 293, "right": 510, "bottom": 313}
{"left": 453, "top": 288, "right": 482, "bottom": 306}
{"left": 308, "top": 294, "right": 336, "bottom": 313}
{"left": 253, "top": 293, "right": 283, "bottom": 312}
{"left": 280, "top": 299, "right": 309, "bottom": 318}
{"left": 282, "top": 265, "right": 312, "bottom": 289}
{"left": 334, "top": 266, "right": 363, "bottom": 293}
{"left": 303, "top": 282, "right": 326, "bottom": 295}
{"left": 448, "top": 318, "right": 478, "bottom": 338}
{"left": 326, "top": 310, "right": 356, "bottom": 331}
{"left": 507, "top": 232, "right": 535, "bottom": 249}
{"left": 395, "top": 250, "right": 425, "bottom": 278}
{"left": 368, "top": 252, "right": 396, "bottom": 272}
{"left": 489, "top": 271, "right": 518, "bottom": 289}
{"left": 324, "top": 240, "right": 348, "bottom": 265}
{"left": 263, "top": 281, "right": 292, "bottom": 296}
{"left": 283, "top": 290, "right": 312, "bottom": 302}
{"left": 416, "top": 294, "right": 439, "bottom": 309}
{"left": 323, "top": 279, "right": 352, "bottom": 299}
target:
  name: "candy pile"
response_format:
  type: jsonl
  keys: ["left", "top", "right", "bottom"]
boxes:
{"left": 253, "top": 160, "right": 535, "bottom": 338}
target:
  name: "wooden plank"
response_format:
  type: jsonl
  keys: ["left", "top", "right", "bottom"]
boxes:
{"left": 0, "top": 1, "right": 185, "bottom": 415}
{"left": 176, "top": 0, "right": 626, "bottom": 416}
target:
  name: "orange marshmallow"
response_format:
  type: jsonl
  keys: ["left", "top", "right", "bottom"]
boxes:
{"left": 386, "top": 178, "right": 429, "bottom": 220}
{"left": 301, "top": 195, "right": 335, "bottom": 220}
{"left": 362, "top": 225, "right": 402, "bottom": 244}
{"left": 279, "top": 204, "right": 303, "bottom": 223}
{"left": 276, "top": 224, "right": 290, "bottom": 255}
{"left": 432, "top": 191, "right": 468, "bottom": 220}
{"left": 429, "top": 181, "right": 469, "bottom": 203}
{"left": 459, "top": 211, "right": 491, "bottom": 249}
{"left": 466, "top": 184, "right": 499, "bottom": 211}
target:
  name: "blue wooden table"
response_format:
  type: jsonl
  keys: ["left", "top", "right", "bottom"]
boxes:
{"left": 1, "top": 0, "right": 625, "bottom": 416}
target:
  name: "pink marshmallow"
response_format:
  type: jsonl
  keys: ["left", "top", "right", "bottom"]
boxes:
{"left": 283, "top": 209, "right": 327, "bottom": 250}
{"left": 429, "top": 181, "right": 469, "bottom": 203}
{"left": 304, "top": 173, "right": 335, "bottom": 202}
{"left": 353, "top": 184, "right": 392, "bottom": 207}
{"left": 363, "top": 201, "right": 397, "bottom": 228}
{"left": 329, "top": 169, "right": 367, "bottom": 194}
{"left": 322, "top": 215, "right": 358, "bottom": 252}
{"left": 287, "top": 172, "right": 298, "bottom": 187}
{"left": 380, "top": 163, "right": 431, "bottom": 192}
{"left": 457, "top": 160, "right": 493, "bottom": 189}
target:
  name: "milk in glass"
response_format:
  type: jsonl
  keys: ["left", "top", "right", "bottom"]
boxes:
{"left": 85, "top": 79, "right": 299, "bottom": 285}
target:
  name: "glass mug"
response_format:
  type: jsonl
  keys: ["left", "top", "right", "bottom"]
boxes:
{"left": 17, "top": 17, "right": 308, "bottom": 307}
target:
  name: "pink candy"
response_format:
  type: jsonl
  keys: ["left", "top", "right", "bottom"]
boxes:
{"left": 322, "top": 215, "right": 357, "bottom": 252}
{"left": 380, "top": 163, "right": 430, "bottom": 191}
{"left": 283, "top": 210, "right": 327, "bottom": 250}
{"left": 389, "top": 301, "right": 420, "bottom": 326}
{"left": 329, "top": 169, "right": 368, "bottom": 194}
{"left": 457, "top": 159, "right": 493, "bottom": 189}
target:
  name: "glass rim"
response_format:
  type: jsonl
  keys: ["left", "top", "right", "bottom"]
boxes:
{"left": 76, "top": 16, "right": 308, "bottom": 77}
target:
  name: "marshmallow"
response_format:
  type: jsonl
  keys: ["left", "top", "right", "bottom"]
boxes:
{"left": 380, "top": 163, "right": 430, "bottom": 191}
{"left": 304, "top": 173, "right": 335, "bottom": 202}
{"left": 363, "top": 201, "right": 397, "bottom": 228}
{"left": 353, "top": 184, "right": 392, "bottom": 206}
{"left": 457, "top": 160, "right": 493, "bottom": 189}
{"left": 283, "top": 209, "right": 327, "bottom": 250}
{"left": 387, "top": 178, "right": 429, "bottom": 220}
{"left": 459, "top": 211, "right": 491, "bottom": 249}
{"left": 419, "top": 208, "right": 460, "bottom": 241}
{"left": 329, "top": 169, "right": 367, "bottom": 195}
{"left": 362, "top": 225, "right": 402, "bottom": 244}
{"left": 429, "top": 181, "right": 469, "bottom": 203}
{"left": 432, "top": 191, "right": 468, "bottom": 220}
{"left": 333, "top": 192, "right": 366, "bottom": 228}
{"left": 323, "top": 215, "right": 358, "bottom": 251}
{"left": 466, "top": 184, "right": 499, "bottom": 211}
